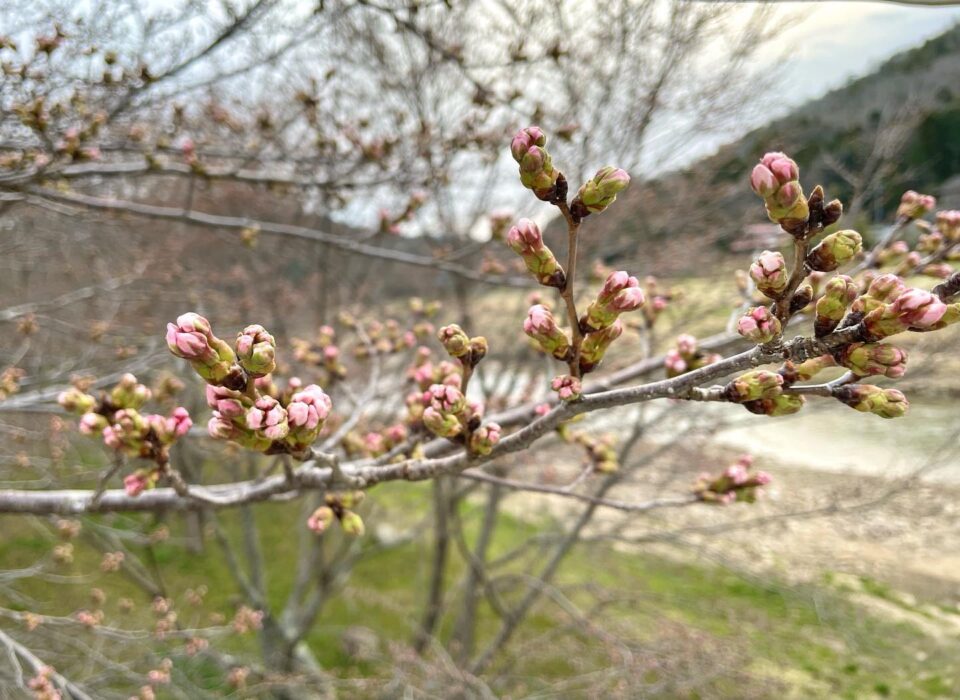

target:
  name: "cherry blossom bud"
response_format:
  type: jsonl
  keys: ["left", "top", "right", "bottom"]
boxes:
{"left": 523, "top": 305, "right": 572, "bottom": 361}
{"left": 676, "top": 334, "right": 697, "bottom": 358}
{"left": 235, "top": 324, "right": 276, "bottom": 377}
{"left": 111, "top": 373, "right": 152, "bottom": 409}
{"left": 891, "top": 288, "right": 948, "bottom": 328}
{"left": 736, "top": 306, "right": 781, "bottom": 344}
{"left": 814, "top": 274, "right": 858, "bottom": 336}
{"left": 468, "top": 336, "right": 488, "bottom": 366}
{"left": 895, "top": 190, "right": 936, "bottom": 220}
{"left": 469, "top": 422, "right": 502, "bottom": 456}
{"left": 806, "top": 230, "right": 862, "bottom": 272}
{"left": 581, "top": 271, "right": 645, "bottom": 331}
{"left": 79, "top": 412, "right": 108, "bottom": 435}
{"left": 749, "top": 251, "right": 788, "bottom": 298}
{"left": 551, "top": 375, "right": 582, "bottom": 401}
{"left": 307, "top": 506, "right": 335, "bottom": 534}
{"left": 922, "top": 263, "right": 953, "bottom": 279}
{"left": 866, "top": 273, "right": 907, "bottom": 304}
{"left": 510, "top": 127, "right": 559, "bottom": 200}
{"left": 286, "top": 384, "right": 332, "bottom": 447}
{"left": 579, "top": 319, "right": 623, "bottom": 373}
{"left": 834, "top": 384, "right": 909, "bottom": 419}
{"left": 936, "top": 210, "right": 960, "bottom": 241}
{"left": 789, "top": 354, "right": 836, "bottom": 382}
{"left": 245, "top": 396, "right": 289, "bottom": 441}
{"left": 124, "top": 470, "right": 156, "bottom": 497}
{"left": 724, "top": 370, "right": 783, "bottom": 403}
{"left": 154, "top": 407, "right": 192, "bottom": 444}
{"left": 205, "top": 384, "right": 245, "bottom": 418}
{"left": 839, "top": 342, "right": 908, "bottom": 378}
{"left": 58, "top": 387, "right": 95, "bottom": 414}
{"left": 750, "top": 152, "right": 808, "bottom": 223}
{"left": 664, "top": 349, "right": 687, "bottom": 377}
{"left": 166, "top": 313, "right": 238, "bottom": 385}
{"left": 423, "top": 406, "right": 462, "bottom": 438}
{"left": 427, "top": 384, "right": 466, "bottom": 415}
{"left": 506, "top": 219, "right": 565, "bottom": 287}
{"left": 437, "top": 324, "right": 470, "bottom": 358}
{"left": 574, "top": 166, "right": 630, "bottom": 216}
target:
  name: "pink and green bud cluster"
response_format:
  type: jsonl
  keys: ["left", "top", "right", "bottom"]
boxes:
{"left": 58, "top": 386, "right": 96, "bottom": 415}
{"left": 579, "top": 319, "right": 623, "bottom": 373}
{"left": 286, "top": 384, "right": 333, "bottom": 448}
{"left": 524, "top": 305, "right": 572, "bottom": 361}
{"left": 724, "top": 370, "right": 783, "bottom": 403}
{"left": 694, "top": 455, "right": 771, "bottom": 504}
{"left": 551, "top": 375, "right": 582, "bottom": 402}
{"left": 749, "top": 251, "right": 788, "bottom": 298}
{"left": 664, "top": 334, "right": 721, "bottom": 377}
{"left": 245, "top": 396, "right": 289, "bottom": 441}
{"left": 936, "top": 210, "right": 960, "bottom": 241}
{"left": 862, "top": 287, "right": 948, "bottom": 339}
{"left": 510, "top": 126, "right": 559, "bottom": 200}
{"left": 782, "top": 355, "right": 836, "bottom": 384}
{"left": 236, "top": 325, "right": 276, "bottom": 377}
{"left": 834, "top": 384, "right": 909, "bottom": 419}
{"left": 814, "top": 274, "right": 858, "bottom": 336}
{"left": 469, "top": 422, "right": 502, "bottom": 456}
{"left": 574, "top": 166, "right": 630, "bottom": 215}
{"left": 110, "top": 373, "right": 152, "bottom": 410}
{"left": 896, "top": 190, "right": 936, "bottom": 220}
{"left": 750, "top": 152, "right": 808, "bottom": 223}
{"left": 308, "top": 492, "right": 365, "bottom": 536}
{"left": 806, "top": 230, "right": 862, "bottom": 272}
{"left": 438, "top": 324, "right": 471, "bottom": 358}
{"left": 851, "top": 273, "right": 906, "bottom": 316}
{"left": 581, "top": 271, "right": 645, "bottom": 332}
{"left": 166, "top": 313, "right": 240, "bottom": 386}
{"left": 838, "top": 343, "right": 908, "bottom": 379}
{"left": 506, "top": 219, "right": 565, "bottom": 288}
{"left": 737, "top": 306, "right": 781, "bottom": 344}
{"left": 922, "top": 263, "right": 954, "bottom": 279}
{"left": 422, "top": 384, "right": 468, "bottom": 439}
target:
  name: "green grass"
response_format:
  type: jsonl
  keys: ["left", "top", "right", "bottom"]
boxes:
{"left": 1, "top": 473, "right": 957, "bottom": 698}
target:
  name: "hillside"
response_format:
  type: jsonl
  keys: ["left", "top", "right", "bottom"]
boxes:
{"left": 575, "top": 23, "right": 960, "bottom": 276}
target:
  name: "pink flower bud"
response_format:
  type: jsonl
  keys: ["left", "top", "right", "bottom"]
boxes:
{"left": 510, "top": 126, "right": 546, "bottom": 162}
{"left": 506, "top": 219, "right": 564, "bottom": 287}
{"left": 676, "top": 334, "right": 698, "bottom": 358}
{"left": 469, "top": 422, "right": 502, "bottom": 456}
{"left": 205, "top": 384, "right": 245, "bottom": 418}
{"left": 736, "top": 306, "right": 781, "bottom": 344}
{"left": 835, "top": 384, "right": 909, "bottom": 419}
{"left": 582, "top": 271, "right": 644, "bottom": 331}
{"left": 575, "top": 166, "right": 631, "bottom": 215}
{"left": 749, "top": 251, "right": 788, "bottom": 298}
{"left": 124, "top": 471, "right": 150, "bottom": 497}
{"left": 550, "top": 375, "right": 582, "bottom": 402}
{"left": 235, "top": 324, "right": 276, "bottom": 377}
{"left": 427, "top": 383, "right": 466, "bottom": 415}
{"left": 751, "top": 152, "right": 807, "bottom": 222}
{"left": 523, "top": 305, "right": 572, "bottom": 360}
{"left": 245, "top": 397, "right": 289, "bottom": 441}
{"left": 936, "top": 210, "right": 960, "bottom": 240}
{"left": 891, "top": 288, "right": 948, "bottom": 328}
{"left": 437, "top": 324, "right": 471, "bottom": 358}
{"left": 664, "top": 349, "right": 687, "bottom": 377}
{"left": 896, "top": 190, "right": 936, "bottom": 220}
{"left": 839, "top": 343, "right": 908, "bottom": 378}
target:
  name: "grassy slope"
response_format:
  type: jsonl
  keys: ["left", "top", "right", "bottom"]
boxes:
{"left": 1, "top": 478, "right": 957, "bottom": 698}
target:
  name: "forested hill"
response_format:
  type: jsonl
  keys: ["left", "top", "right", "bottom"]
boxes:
{"left": 580, "top": 23, "right": 960, "bottom": 275}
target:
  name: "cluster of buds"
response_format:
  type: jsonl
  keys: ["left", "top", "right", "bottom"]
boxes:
{"left": 551, "top": 375, "right": 582, "bottom": 402}
{"left": 342, "top": 423, "right": 409, "bottom": 459}
{"left": 506, "top": 219, "right": 565, "bottom": 288}
{"left": 723, "top": 369, "right": 805, "bottom": 417}
{"left": 307, "top": 492, "right": 365, "bottom": 536}
{"left": 694, "top": 455, "right": 771, "bottom": 504}
{"left": 664, "top": 334, "right": 722, "bottom": 377}
{"left": 437, "top": 324, "right": 488, "bottom": 368}
{"left": 814, "top": 274, "right": 858, "bottom": 336}
{"left": 59, "top": 374, "right": 192, "bottom": 493}
{"left": 736, "top": 306, "right": 781, "bottom": 344}
{"left": 749, "top": 152, "right": 808, "bottom": 225}
{"left": 292, "top": 325, "right": 347, "bottom": 381}
{"left": 834, "top": 384, "right": 909, "bottom": 419}
{"left": 167, "top": 313, "right": 334, "bottom": 457}
{"left": 640, "top": 276, "right": 673, "bottom": 328}
{"left": 861, "top": 287, "right": 954, "bottom": 340}
{"left": 581, "top": 271, "right": 645, "bottom": 332}
{"left": 510, "top": 126, "right": 559, "bottom": 201}
{"left": 570, "top": 166, "right": 631, "bottom": 219}
{"left": 0, "top": 366, "right": 25, "bottom": 401}
{"left": 28, "top": 666, "right": 61, "bottom": 700}
{"left": 896, "top": 190, "right": 936, "bottom": 220}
